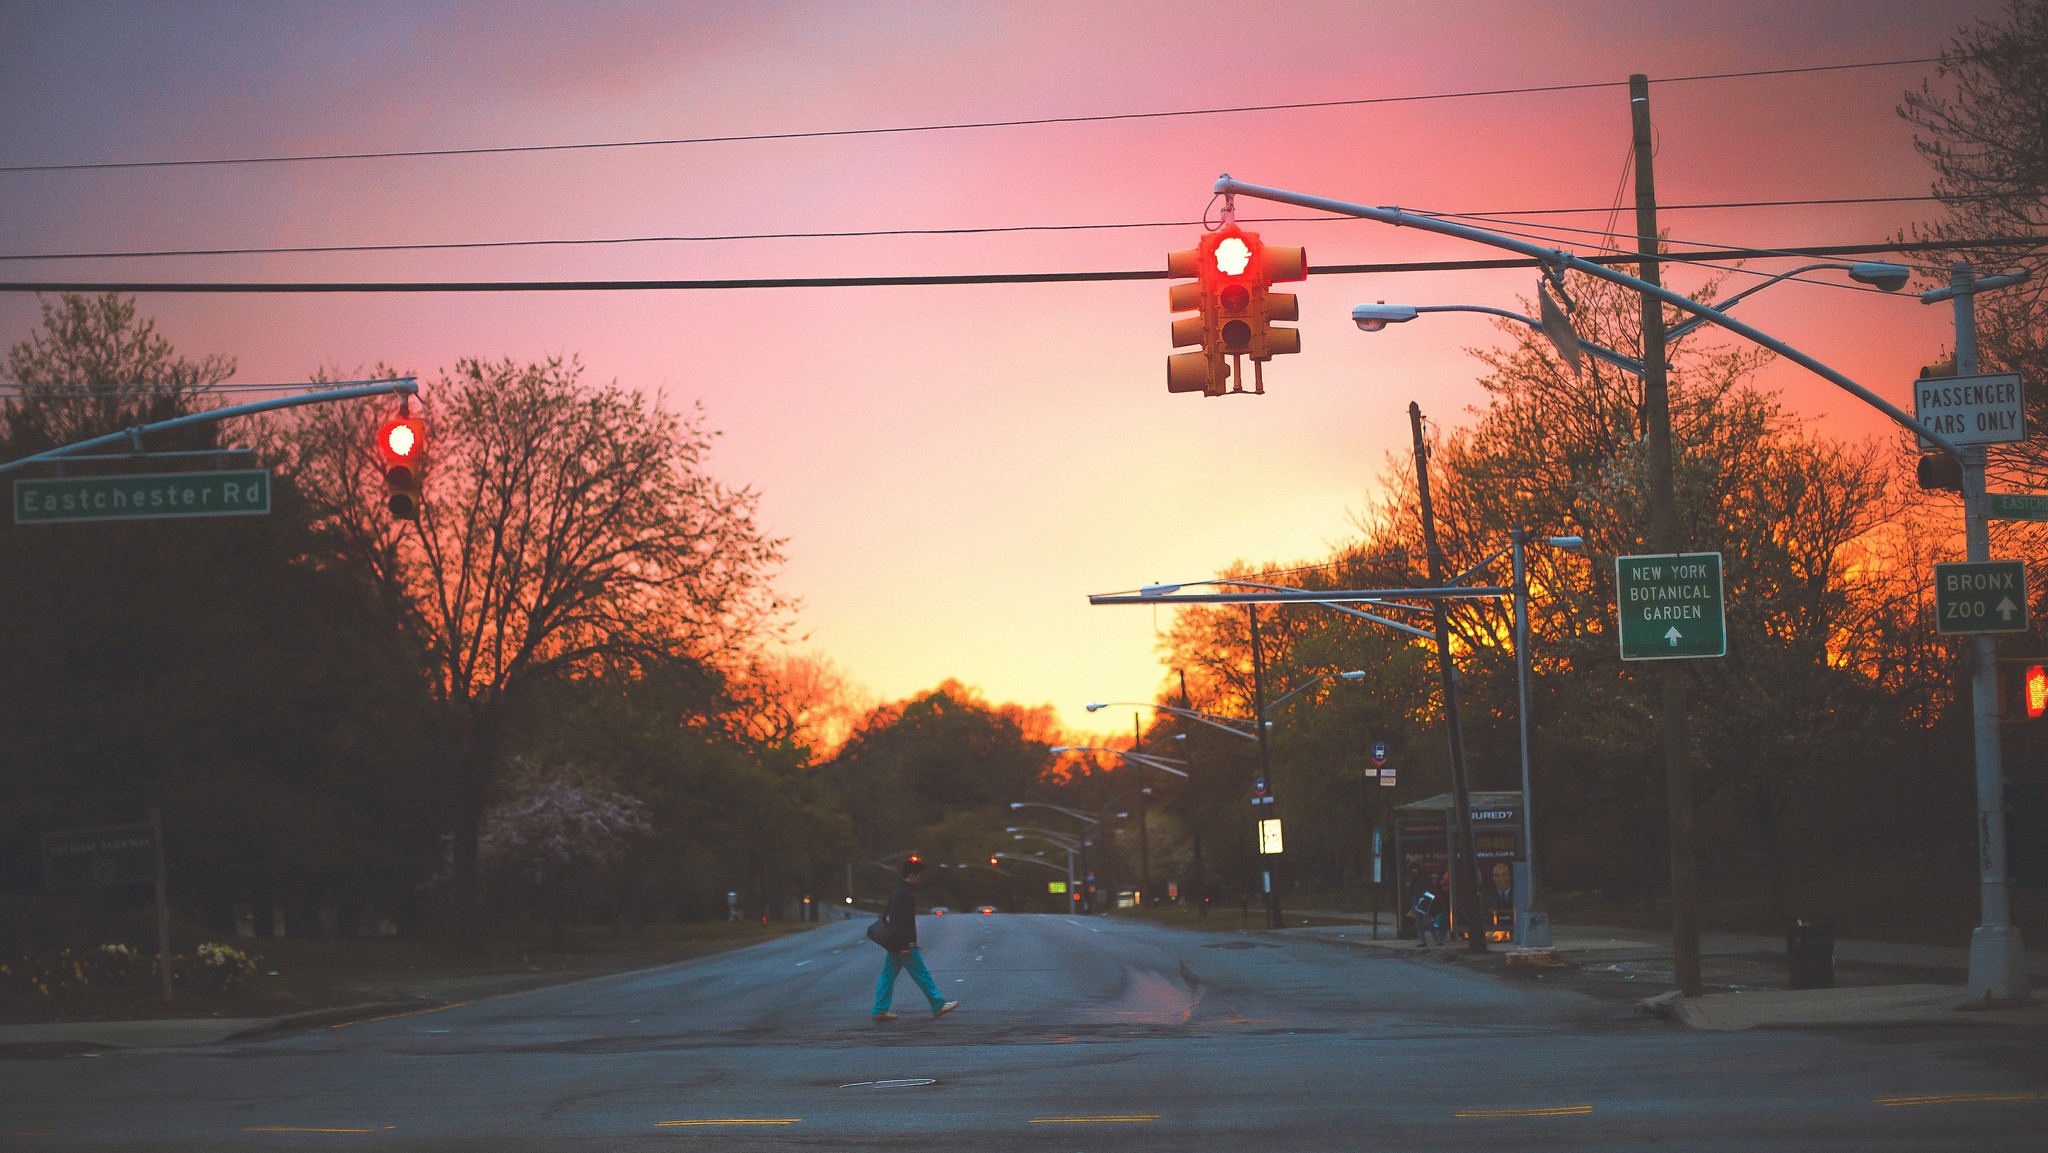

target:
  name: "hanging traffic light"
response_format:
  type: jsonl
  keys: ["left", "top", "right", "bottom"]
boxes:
{"left": 1166, "top": 239, "right": 1229, "bottom": 396}
{"left": 1249, "top": 239, "right": 1306, "bottom": 362}
{"left": 1166, "top": 223, "right": 1306, "bottom": 397}
{"left": 377, "top": 412, "right": 427, "bottom": 520}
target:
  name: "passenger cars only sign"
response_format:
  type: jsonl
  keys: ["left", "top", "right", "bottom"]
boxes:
{"left": 1914, "top": 372, "right": 2025, "bottom": 449}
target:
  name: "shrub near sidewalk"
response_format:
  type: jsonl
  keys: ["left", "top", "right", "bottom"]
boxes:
{"left": 1, "top": 920, "right": 812, "bottom": 1025}
{"left": 1, "top": 942, "right": 258, "bottom": 1014}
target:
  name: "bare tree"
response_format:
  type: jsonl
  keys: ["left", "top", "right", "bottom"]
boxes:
{"left": 279, "top": 355, "right": 786, "bottom": 949}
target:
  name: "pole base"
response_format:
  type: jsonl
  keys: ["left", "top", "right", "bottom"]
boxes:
{"left": 1515, "top": 906, "right": 1553, "bottom": 949}
{"left": 1966, "top": 924, "right": 2030, "bottom": 1005}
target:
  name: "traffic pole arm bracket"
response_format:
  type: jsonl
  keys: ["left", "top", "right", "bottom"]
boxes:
{"left": 1210, "top": 176, "right": 1964, "bottom": 462}
{"left": 0, "top": 379, "right": 418, "bottom": 476}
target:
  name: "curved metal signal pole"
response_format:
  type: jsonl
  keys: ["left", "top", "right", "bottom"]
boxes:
{"left": 0, "top": 379, "right": 418, "bottom": 476}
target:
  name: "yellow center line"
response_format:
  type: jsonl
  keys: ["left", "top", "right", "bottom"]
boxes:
{"left": 1456, "top": 1105, "right": 1595, "bottom": 1118}
{"left": 330, "top": 1000, "right": 474, "bottom": 1029}
{"left": 1028, "top": 1115, "right": 1162, "bottom": 1124}
{"left": 243, "top": 1126, "right": 397, "bottom": 1133}
{"left": 1877, "top": 1092, "right": 2047, "bottom": 1108}
{"left": 654, "top": 1119, "right": 802, "bottom": 1127}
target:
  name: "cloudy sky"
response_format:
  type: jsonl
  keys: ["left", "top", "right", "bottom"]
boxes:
{"left": 0, "top": 1, "right": 2002, "bottom": 737}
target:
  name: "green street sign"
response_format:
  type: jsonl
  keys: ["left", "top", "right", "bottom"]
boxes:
{"left": 13, "top": 469, "right": 270, "bottom": 524}
{"left": 1934, "top": 560, "right": 2030, "bottom": 635}
{"left": 1616, "top": 552, "right": 1726, "bottom": 660}
{"left": 1988, "top": 493, "right": 2048, "bottom": 522}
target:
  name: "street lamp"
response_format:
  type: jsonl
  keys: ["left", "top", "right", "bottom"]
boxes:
{"left": 1351, "top": 261, "right": 1911, "bottom": 370}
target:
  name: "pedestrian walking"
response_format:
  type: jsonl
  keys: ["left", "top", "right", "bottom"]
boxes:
{"left": 871, "top": 857, "right": 958, "bottom": 1021}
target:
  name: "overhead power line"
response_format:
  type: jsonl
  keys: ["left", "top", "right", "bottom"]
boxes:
{"left": 2, "top": 238, "right": 2038, "bottom": 295}
{"left": 0, "top": 195, "right": 1957, "bottom": 264}
{"left": 0, "top": 58, "right": 1937, "bottom": 176}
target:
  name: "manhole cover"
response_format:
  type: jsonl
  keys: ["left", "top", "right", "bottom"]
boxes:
{"left": 840, "top": 1078, "right": 937, "bottom": 1089}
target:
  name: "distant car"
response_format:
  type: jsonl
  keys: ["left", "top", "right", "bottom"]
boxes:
{"left": 929, "top": 906, "right": 948, "bottom": 916}
{"left": 976, "top": 905, "right": 997, "bottom": 915}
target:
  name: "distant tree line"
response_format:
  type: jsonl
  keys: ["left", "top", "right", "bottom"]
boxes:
{"left": 0, "top": 296, "right": 851, "bottom": 955}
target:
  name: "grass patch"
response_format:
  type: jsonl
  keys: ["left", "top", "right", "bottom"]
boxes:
{"left": 1, "top": 920, "right": 815, "bottom": 1025}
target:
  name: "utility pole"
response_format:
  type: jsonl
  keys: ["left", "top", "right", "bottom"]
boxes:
{"left": 1134, "top": 713, "right": 1151, "bottom": 905}
{"left": 1249, "top": 604, "right": 1281, "bottom": 929}
{"left": 1181, "top": 670, "right": 1208, "bottom": 916}
{"left": 1631, "top": 73, "right": 1702, "bottom": 997}
{"left": 1936, "top": 262, "right": 2031, "bottom": 1002}
{"left": 1410, "top": 401, "right": 1485, "bottom": 953}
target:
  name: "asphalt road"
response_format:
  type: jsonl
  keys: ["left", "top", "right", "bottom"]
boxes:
{"left": 4, "top": 913, "right": 2044, "bottom": 1151}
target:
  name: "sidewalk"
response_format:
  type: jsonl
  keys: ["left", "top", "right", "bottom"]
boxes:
{"left": 1280, "top": 911, "right": 2048, "bottom": 1031}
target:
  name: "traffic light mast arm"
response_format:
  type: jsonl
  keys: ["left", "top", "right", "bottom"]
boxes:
{"left": 1209, "top": 175, "right": 1966, "bottom": 464}
{"left": 0, "top": 379, "right": 420, "bottom": 476}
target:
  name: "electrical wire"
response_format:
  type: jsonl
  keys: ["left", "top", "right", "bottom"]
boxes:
{"left": 0, "top": 196, "right": 1963, "bottom": 264}
{"left": 3, "top": 239, "right": 2038, "bottom": 295}
{"left": 0, "top": 58, "right": 1939, "bottom": 176}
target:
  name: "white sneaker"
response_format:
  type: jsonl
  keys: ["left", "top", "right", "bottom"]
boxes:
{"left": 933, "top": 1001, "right": 958, "bottom": 1017}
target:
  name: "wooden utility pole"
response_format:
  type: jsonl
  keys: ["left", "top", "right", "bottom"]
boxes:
{"left": 1410, "top": 401, "right": 1485, "bottom": 953}
{"left": 1631, "top": 73, "right": 1702, "bottom": 997}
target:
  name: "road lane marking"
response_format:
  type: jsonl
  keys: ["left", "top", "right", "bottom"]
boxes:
{"left": 1029, "top": 1115, "right": 1160, "bottom": 1124}
{"left": 1877, "top": 1092, "right": 2047, "bottom": 1107}
{"left": 245, "top": 1126, "right": 396, "bottom": 1133}
{"left": 795, "top": 960, "right": 812, "bottom": 966}
{"left": 656, "top": 1119, "right": 801, "bottom": 1127}
{"left": 1456, "top": 1105, "right": 1593, "bottom": 1118}
{"left": 840, "top": 1078, "right": 937, "bottom": 1088}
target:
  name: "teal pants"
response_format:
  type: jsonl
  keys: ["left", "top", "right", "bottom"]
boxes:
{"left": 873, "top": 946, "right": 943, "bottom": 1014}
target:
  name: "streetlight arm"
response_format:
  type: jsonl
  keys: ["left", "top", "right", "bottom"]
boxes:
{"left": 1088, "top": 702, "right": 1260, "bottom": 742}
{"left": 1213, "top": 176, "right": 1966, "bottom": 461}
{"left": 1267, "top": 669, "right": 1365, "bottom": 712}
{"left": 1050, "top": 746, "right": 1190, "bottom": 778}
{"left": 1010, "top": 801, "right": 1100, "bottom": 824}
{"left": 1415, "top": 305, "right": 1648, "bottom": 375}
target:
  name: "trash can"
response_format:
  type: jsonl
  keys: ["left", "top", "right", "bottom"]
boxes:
{"left": 1786, "top": 920, "right": 1834, "bottom": 989}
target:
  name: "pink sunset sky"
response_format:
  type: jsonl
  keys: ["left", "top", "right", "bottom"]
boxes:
{"left": 0, "top": 1, "right": 2008, "bottom": 739}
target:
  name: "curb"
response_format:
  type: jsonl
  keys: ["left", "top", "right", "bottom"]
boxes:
{"left": 224, "top": 1001, "right": 428, "bottom": 1040}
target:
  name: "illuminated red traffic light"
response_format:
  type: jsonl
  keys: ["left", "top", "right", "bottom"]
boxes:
{"left": 2027, "top": 664, "right": 2047, "bottom": 719}
{"left": 377, "top": 414, "right": 427, "bottom": 520}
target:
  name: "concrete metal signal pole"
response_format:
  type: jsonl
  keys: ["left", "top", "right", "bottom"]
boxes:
{"left": 1931, "top": 261, "right": 2032, "bottom": 1003}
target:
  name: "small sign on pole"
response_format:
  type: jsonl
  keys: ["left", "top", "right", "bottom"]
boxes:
{"left": 1934, "top": 560, "right": 2031, "bottom": 635}
{"left": 1371, "top": 741, "right": 1389, "bottom": 767}
{"left": 1258, "top": 818, "right": 1284, "bottom": 855}
{"left": 1914, "top": 372, "right": 2026, "bottom": 449}
{"left": 1615, "top": 552, "right": 1727, "bottom": 660}
{"left": 14, "top": 469, "right": 271, "bottom": 524}
{"left": 1988, "top": 493, "right": 2048, "bottom": 522}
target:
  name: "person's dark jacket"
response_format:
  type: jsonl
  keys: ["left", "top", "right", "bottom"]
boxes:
{"left": 881, "top": 880, "right": 919, "bottom": 951}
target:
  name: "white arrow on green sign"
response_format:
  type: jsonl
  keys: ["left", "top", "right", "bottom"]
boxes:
{"left": 1988, "top": 493, "right": 2048, "bottom": 523}
{"left": 1934, "top": 560, "right": 2030, "bottom": 635}
{"left": 13, "top": 469, "right": 270, "bottom": 524}
{"left": 1615, "top": 552, "right": 1726, "bottom": 660}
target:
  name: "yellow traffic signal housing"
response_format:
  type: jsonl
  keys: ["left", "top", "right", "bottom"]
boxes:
{"left": 1166, "top": 240, "right": 1229, "bottom": 396}
{"left": 1166, "top": 225, "right": 1306, "bottom": 396}
{"left": 378, "top": 413, "right": 427, "bottom": 519}
{"left": 1250, "top": 243, "right": 1307, "bottom": 361}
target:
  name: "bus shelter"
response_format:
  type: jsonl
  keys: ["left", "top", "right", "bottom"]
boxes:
{"left": 1393, "top": 792, "right": 1523, "bottom": 942}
